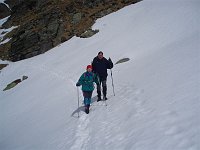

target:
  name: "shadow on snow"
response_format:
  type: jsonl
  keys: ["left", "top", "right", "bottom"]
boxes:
{"left": 71, "top": 95, "right": 98, "bottom": 118}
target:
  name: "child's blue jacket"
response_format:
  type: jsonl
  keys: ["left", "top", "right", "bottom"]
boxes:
{"left": 77, "top": 72, "right": 99, "bottom": 91}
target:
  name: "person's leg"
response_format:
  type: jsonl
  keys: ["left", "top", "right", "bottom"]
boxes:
{"left": 83, "top": 91, "right": 90, "bottom": 105}
{"left": 102, "top": 78, "right": 107, "bottom": 100}
{"left": 87, "top": 91, "right": 92, "bottom": 106}
{"left": 83, "top": 91, "right": 92, "bottom": 114}
{"left": 97, "top": 77, "right": 102, "bottom": 101}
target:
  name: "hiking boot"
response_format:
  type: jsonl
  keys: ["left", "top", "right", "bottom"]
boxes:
{"left": 97, "top": 97, "right": 102, "bottom": 102}
{"left": 103, "top": 96, "right": 108, "bottom": 100}
{"left": 85, "top": 105, "right": 90, "bottom": 114}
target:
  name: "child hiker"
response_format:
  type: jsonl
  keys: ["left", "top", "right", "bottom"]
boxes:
{"left": 76, "top": 65, "right": 99, "bottom": 114}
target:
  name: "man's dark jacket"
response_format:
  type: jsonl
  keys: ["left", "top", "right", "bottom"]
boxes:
{"left": 92, "top": 57, "right": 113, "bottom": 79}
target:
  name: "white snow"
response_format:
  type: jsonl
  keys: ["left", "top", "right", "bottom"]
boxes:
{"left": 0, "top": 0, "right": 199, "bottom": 150}
{"left": 0, "top": 17, "right": 18, "bottom": 44}
{"left": 0, "top": 26, "right": 18, "bottom": 44}
{"left": 0, "top": 37, "right": 10, "bottom": 44}
{"left": 0, "top": 3, "right": 16, "bottom": 44}
{"left": 0, "top": 16, "right": 9, "bottom": 27}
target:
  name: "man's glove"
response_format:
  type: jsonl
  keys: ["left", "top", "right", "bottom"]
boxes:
{"left": 108, "top": 57, "right": 113, "bottom": 69}
{"left": 76, "top": 83, "right": 81, "bottom": 86}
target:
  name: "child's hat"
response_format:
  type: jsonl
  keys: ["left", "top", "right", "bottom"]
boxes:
{"left": 86, "top": 65, "right": 92, "bottom": 70}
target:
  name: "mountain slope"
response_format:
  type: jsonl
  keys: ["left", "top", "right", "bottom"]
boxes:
{"left": 0, "top": 0, "right": 199, "bottom": 150}
{"left": 0, "top": 0, "right": 141, "bottom": 61}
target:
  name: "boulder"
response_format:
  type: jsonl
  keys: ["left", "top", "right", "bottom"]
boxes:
{"left": 0, "top": 64, "right": 8, "bottom": 70}
{"left": 80, "top": 29, "right": 99, "bottom": 38}
{"left": 72, "top": 12, "right": 82, "bottom": 24}
{"left": 3, "top": 76, "right": 28, "bottom": 91}
{"left": 22, "top": 75, "right": 28, "bottom": 80}
{"left": 115, "top": 58, "right": 130, "bottom": 64}
{"left": 3, "top": 79, "right": 21, "bottom": 91}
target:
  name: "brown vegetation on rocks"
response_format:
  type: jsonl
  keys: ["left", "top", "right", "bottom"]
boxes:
{"left": 0, "top": 0, "right": 141, "bottom": 62}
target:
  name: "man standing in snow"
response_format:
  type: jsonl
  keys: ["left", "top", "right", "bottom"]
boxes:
{"left": 92, "top": 51, "right": 113, "bottom": 101}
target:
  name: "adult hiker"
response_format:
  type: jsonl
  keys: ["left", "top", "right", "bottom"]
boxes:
{"left": 76, "top": 65, "right": 99, "bottom": 114}
{"left": 92, "top": 51, "right": 113, "bottom": 101}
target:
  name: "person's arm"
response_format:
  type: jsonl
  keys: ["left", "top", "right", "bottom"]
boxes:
{"left": 93, "top": 73, "right": 100, "bottom": 85}
{"left": 106, "top": 57, "right": 113, "bottom": 69}
{"left": 76, "top": 73, "right": 85, "bottom": 86}
{"left": 92, "top": 58, "right": 97, "bottom": 73}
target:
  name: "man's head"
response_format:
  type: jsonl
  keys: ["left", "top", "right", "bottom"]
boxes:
{"left": 98, "top": 51, "right": 103, "bottom": 59}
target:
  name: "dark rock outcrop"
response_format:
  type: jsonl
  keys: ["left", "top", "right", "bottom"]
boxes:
{"left": 3, "top": 79, "right": 21, "bottom": 91}
{"left": 80, "top": 29, "right": 99, "bottom": 38}
{"left": 0, "top": 64, "right": 8, "bottom": 70}
{"left": 0, "top": 3, "right": 11, "bottom": 19}
{"left": 4, "top": 0, "right": 20, "bottom": 9}
{"left": 115, "top": 58, "right": 130, "bottom": 65}
{"left": 3, "top": 75, "right": 28, "bottom": 91}
{"left": 0, "top": 0, "right": 142, "bottom": 62}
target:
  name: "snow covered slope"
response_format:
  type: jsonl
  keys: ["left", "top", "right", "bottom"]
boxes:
{"left": 0, "top": 0, "right": 199, "bottom": 150}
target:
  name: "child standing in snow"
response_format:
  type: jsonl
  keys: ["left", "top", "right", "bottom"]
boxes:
{"left": 76, "top": 65, "right": 99, "bottom": 114}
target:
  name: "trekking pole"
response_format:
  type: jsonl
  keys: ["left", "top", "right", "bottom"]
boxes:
{"left": 77, "top": 87, "right": 80, "bottom": 118}
{"left": 110, "top": 68, "right": 115, "bottom": 96}
{"left": 104, "top": 91, "right": 108, "bottom": 106}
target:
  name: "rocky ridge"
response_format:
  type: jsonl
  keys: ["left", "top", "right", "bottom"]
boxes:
{"left": 0, "top": 0, "right": 141, "bottom": 61}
